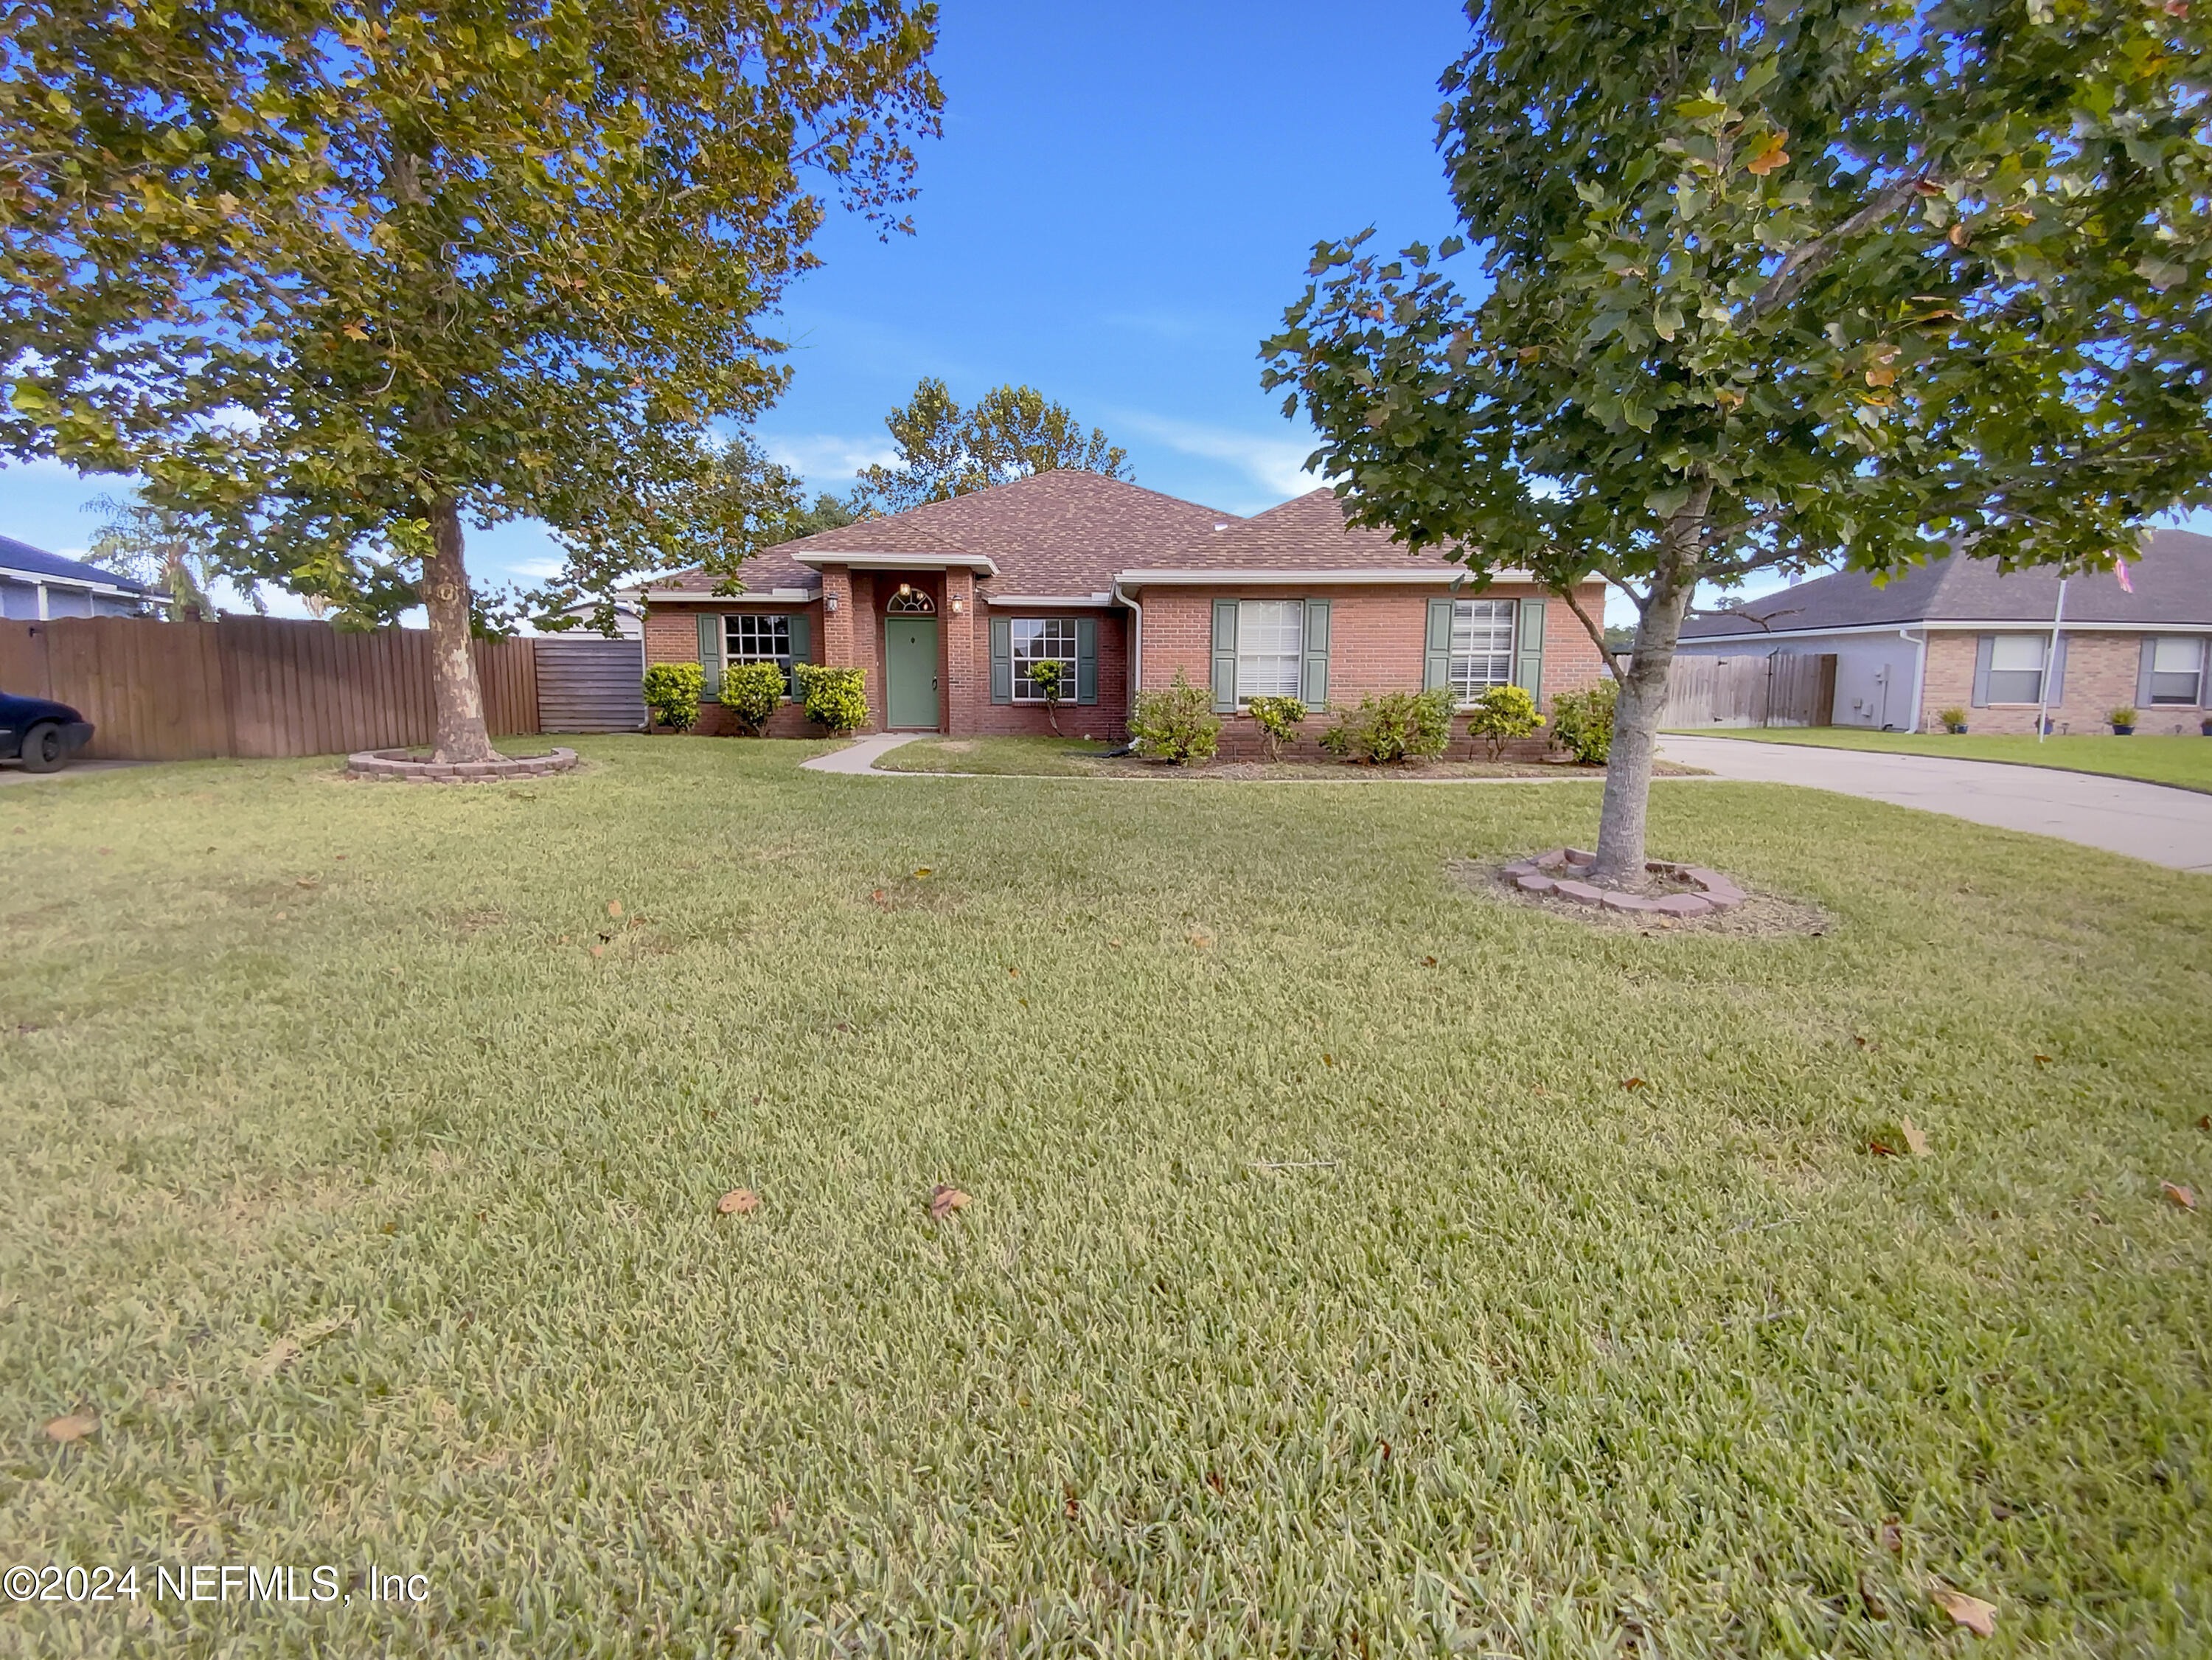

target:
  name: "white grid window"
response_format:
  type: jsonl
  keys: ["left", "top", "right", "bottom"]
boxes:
{"left": 726, "top": 613, "right": 793, "bottom": 695}
{"left": 1986, "top": 634, "right": 2045, "bottom": 704}
{"left": 1011, "top": 619, "right": 1077, "bottom": 701}
{"left": 1237, "top": 600, "right": 1304, "bottom": 700}
{"left": 1450, "top": 600, "right": 1517, "bottom": 699}
{"left": 2149, "top": 636, "right": 2206, "bottom": 705}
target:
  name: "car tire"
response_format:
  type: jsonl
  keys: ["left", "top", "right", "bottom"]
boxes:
{"left": 18, "top": 722, "right": 66, "bottom": 773}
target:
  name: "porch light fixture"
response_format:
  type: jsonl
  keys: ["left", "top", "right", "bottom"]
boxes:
{"left": 897, "top": 582, "right": 911, "bottom": 594}
{"left": 950, "top": 597, "right": 965, "bottom": 614}
{"left": 824, "top": 594, "right": 839, "bottom": 614}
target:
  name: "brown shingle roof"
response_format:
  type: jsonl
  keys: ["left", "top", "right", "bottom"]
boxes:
{"left": 1148, "top": 487, "right": 1459, "bottom": 571}
{"left": 647, "top": 470, "right": 1245, "bottom": 598}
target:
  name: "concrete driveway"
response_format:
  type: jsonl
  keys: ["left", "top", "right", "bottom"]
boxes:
{"left": 1658, "top": 735, "right": 2212, "bottom": 872}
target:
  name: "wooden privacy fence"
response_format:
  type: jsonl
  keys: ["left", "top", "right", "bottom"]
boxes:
{"left": 0, "top": 614, "right": 540, "bottom": 760}
{"left": 1660, "top": 653, "right": 1837, "bottom": 729}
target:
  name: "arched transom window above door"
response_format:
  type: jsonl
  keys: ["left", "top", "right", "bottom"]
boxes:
{"left": 886, "top": 586, "right": 936, "bottom": 614}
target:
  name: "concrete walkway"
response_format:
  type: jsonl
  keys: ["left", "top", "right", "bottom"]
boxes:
{"left": 1658, "top": 735, "right": 2212, "bottom": 872}
{"left": 799, "top": 733, "right": 924, "bottom": 774}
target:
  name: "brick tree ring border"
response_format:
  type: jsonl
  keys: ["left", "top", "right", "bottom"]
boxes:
{"left": 346, "top": 747, "right": 580, "bottom": 783}
{"left": 1501, "top": 847, "right": 1747, "bottom": 918}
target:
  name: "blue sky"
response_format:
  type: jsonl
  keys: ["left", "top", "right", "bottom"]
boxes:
{"left": 4, "top": 0, "right": 2194, "bottom": 626}
{"left": 1, "top": 1, "right": 1494, "bottom": 615}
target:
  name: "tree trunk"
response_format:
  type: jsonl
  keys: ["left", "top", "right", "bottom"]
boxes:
{"left": 421, "top": 497, "right": 498, "bottom": 764}
{"left": 1590, "top": 485, "right": 1711, "bottom": 883}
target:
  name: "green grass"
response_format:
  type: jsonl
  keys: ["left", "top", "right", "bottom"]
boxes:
{"left": 1677, "top": 726, "right": 2212, "bottom": 793}
{"left": 874, "top": 735, "right": 1638, "bottom": 781}
{"left": 3, "top": 738, "right": 2208, "bottom": 1657}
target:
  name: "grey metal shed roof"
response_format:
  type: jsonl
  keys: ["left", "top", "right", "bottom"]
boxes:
{"left": 0, "top": 533, "right": 157, "bottom": 595}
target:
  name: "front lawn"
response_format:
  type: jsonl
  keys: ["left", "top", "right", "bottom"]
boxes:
{"left": 1680, "top": 726, "right": 2212, "bottom": 793}
{"left": 4, "top": 739, "right": 2208, "bottom": 1656}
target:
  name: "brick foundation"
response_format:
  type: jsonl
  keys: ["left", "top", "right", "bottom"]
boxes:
{"left": 1920, "top": 630, "right": 2208, "bottom": 735}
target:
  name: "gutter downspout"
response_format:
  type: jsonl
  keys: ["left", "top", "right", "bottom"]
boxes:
{"left": 1899, "top": 628, "right": 1926, "bottom": 733}
{"left": 1111, "top": 580, "right": 1141, "bottom": 728}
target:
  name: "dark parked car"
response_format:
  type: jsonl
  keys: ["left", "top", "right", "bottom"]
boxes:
{"left": 0, "top": 692, "right": 95, "bottom": 772}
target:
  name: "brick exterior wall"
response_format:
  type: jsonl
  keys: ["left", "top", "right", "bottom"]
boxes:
{"left": 646, "top": 576, "right": 1610, "bottom": 746}
{"left": 1135, "top": 583, "right": 1610, "bottom": 703}
{"left": 642, "top": 597, "right": 827, "bottom": 737}
{"left": 1921, "top": 629, "right": 2208, "bottom": 735}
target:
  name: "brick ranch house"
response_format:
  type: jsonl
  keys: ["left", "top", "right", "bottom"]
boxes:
{"left": 1676, "top": 528, "right": 2212, "bottom": 735}
{"left": 633, "top": 470, "right": 1608, "bottom": 755}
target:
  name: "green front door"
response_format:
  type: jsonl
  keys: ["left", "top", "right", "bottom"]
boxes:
{"left": 886, "top": 616, "right": 939, "bottom": 729}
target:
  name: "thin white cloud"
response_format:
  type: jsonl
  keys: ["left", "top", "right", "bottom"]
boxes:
{"left": 1110, "top": 411, "right": 1324, "bottom": 501}
{"left": 762, "top": 433, "right": 900, "bottom": 487}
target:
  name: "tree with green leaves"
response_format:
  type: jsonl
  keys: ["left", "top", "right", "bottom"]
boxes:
{"left": 853, "top": 378, "right": 1130, "bottom": 513}
{"left": 85, "top": 490, "right": 223, "bottom": 621}
{"left": 1264, "top": 0, "right": 2212, "bottom": 880}
{"left": 2, "top": 0, "right": 940, "bottom": 762}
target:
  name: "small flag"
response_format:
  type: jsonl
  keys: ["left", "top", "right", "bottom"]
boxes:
{"left": 2115, "top": 558, "right": 2134, "bottom": 594}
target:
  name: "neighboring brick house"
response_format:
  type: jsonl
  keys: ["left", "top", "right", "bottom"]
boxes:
{"left": 636, "top": 470, "right": 1609, "bottom": 754}
{"left": 1676, "top": 529, "right": 2212, "bottom": 735}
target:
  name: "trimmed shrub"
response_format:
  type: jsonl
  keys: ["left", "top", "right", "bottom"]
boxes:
{"left": 641, "top": 661, "right": 703, "bottom": 732}
{"left": 1130, "top": 670, "right": 1221, "bottom": 765}
{"left": 720, "top": 661, "right": 787, "bottom": 736}
{"left": 1026, "top": 659, "right": 1068, "bottom": 733}
{"left": 1319, "top": 688, "right": 1453, "bottom": 763}
{"left": 1548, "top": 680, "right": 1617, "bottom": 765}
{"left": 1245, "top": 695, "right": 1307, "bottom": 760}
{"left": 795, "top": 664, "right": 870, "bottom": 735}
{"left": 1466, "top": 684, "right": 1543, "bottom": 760}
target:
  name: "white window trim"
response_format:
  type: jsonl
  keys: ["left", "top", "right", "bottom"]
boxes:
{"left": 1010, "top": 618, "right": 1078, "bottom": 702}
{"left": 1234, "top": 598, "right": 1304, "bottom": 702}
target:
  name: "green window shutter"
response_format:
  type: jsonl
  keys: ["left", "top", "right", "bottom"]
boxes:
{"left": 1211, "top": 600, "right": 1239, "bottom": 712}
{"left": 1301, "top": 598, "right": 1331, "bottom": 707}
{"left": 785, "top": 612, "right": 811, "bottom": 700}
{"left": 1076, "top": 617, "right": 1099, "bottom": 704}
{"left": 696, "top": 613, "right": 723, "bottom": 701}
{"left": 1971, "top": 635, "right": 1993, "bottom": 706}
{"left": 1514, "top": 597, "right": 1545, "bottom": 705}
{"left": 1423, "top": 597, "right": 1455, "bottom": 692}
{"left": 990, "top": 617, "right": 1012, "bottom": 705}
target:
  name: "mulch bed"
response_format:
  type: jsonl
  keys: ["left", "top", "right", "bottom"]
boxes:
{"left": 1449, "top": 853, "right": 1833, "bottom": 938}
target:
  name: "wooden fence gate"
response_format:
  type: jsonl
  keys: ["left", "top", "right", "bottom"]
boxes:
{"left": 0, "top": 615, "right": 540, "bottom": 760}
{"left": 1660, "top": 653, "right": 1837, "bottom": 729}
{"left": 531, "top": 636, "right": 645, "bottom": 733}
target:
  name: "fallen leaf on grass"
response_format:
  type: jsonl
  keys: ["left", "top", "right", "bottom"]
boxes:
{"left": 1879, "top": 1517, "right": 1903, "bottom": 1552}
{"left": 928, "top": 1184, "right": 970, "bottom": 1221}
{"left": 2198, "top": 1114, "right": 2211, "bottom": 1131}
{"left": 1858, "top": 1569, "right": 1888, "bottom": 1619}
{"left": 247, "top": 1313, "right": 352, "bottom": 1383}
{"left": 717, "top": 1189, "right": 759, "bottom": 1216}
{"left": 1622, "top": 1077, "right": 1646, "bottom": 1091}
{"left": 607, "top": 900, "right": 622, "bottom": 918}
{"left": 2163, "top": 1181, "right": 2197, "bottom": 1211}
{"left": 1930, "top": 1588, "right": 1996, "bottom": 1636}
{"left": 295, "top": 877, "right": 317, "bottom": 889}
{"left": 1421, "top": 956, "right": 1438, "bottom": 967}
{"left": 1322, "top": 1054, "right": 1335, "bottom": 1068}
{"left": 1187, "top": 928, "right": 1214, "bottom": 949}
{"left": 1871, "top": 1117, "right": 1929, "bottom": 1157}
{"left": 911, "top": 867, "right": 932, "bottom": 878}
{"left": 274, "top": 911, "right": 286, "bottom": 921}
{"left": 2034, "top": 1053, "right": 2053, "bottom": 1066}
{"left": 589, "top": 945, "right": 605, "bottom": 959}
{"left": 45, "top": 1413, "right": 97, "bottom": 1443}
